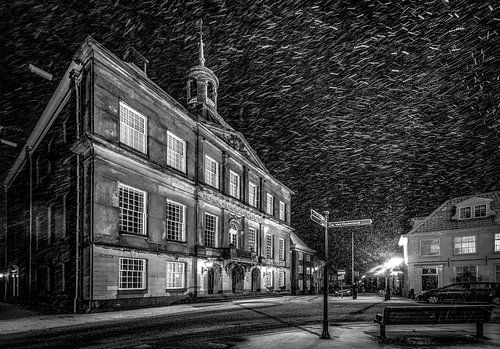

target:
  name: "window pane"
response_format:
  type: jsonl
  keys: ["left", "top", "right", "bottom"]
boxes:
{"left": 167, "top": 132, "right": 186, "bottom": 172}
{"left": 248, "top": 228, "right": 256, "bottom": 251}
{"left": 120, "top": 102, "right": 146, "bottom": 153}
{"left": 119, "top": 184, "right": 145, "bottom": 235}
{"left": 266, "top": 234, "right": 273, "bottom": 259}
{"left": 230, "top": 171, "right": 240, "bottom": 199}
{"left": 204, "top": 213, "right": 217, "bottom": 247}
{"left": 266, "top": 194, "right": 274, "bottom": 215}
{"left": 166, "top": 262, "right": 185, "bottom": 289}
{"left": 119, "top": 258, "right": 145, "bottom": 289}
{"left": 166, "top": 201, "right": 185, "bottom": 241}
{"left": 205, "top": 156, "right": 219, "bottom": 188}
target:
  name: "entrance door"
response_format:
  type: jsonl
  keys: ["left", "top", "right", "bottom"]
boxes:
{"left": 251, "top": 268, "right": 260, "bottom": 292}
{"left": 232, "top": 266, "right": 244, "bottom": 293}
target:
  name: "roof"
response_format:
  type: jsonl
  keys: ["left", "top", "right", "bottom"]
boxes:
{"left": 407, "top": 190, "right": 500, "bottom": 235}
{"left": 290, "top": 231, "right": 315, "bottom": 253}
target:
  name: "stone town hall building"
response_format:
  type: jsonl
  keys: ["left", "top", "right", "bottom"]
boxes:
{"left": 1, "top": 34, "right": 293, "bottom": 311}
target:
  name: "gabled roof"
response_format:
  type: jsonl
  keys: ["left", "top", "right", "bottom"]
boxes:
{"left": 290, "top": 231, "right": 316, "bottom": 254}
{"left": 407, "top": 190, "right": 500, "bottom": 235}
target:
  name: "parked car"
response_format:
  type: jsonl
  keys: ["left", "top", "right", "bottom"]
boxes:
{"left": 420, "top": 282, "right": 500, "bottom": 305}
{"left": 333, "top": 288, "right": 352, "bottom": 297}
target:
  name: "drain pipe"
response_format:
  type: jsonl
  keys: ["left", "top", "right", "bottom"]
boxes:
{"left": 71, "top": 68, "right": 81, "bottom": 313}
{"left": 27, "top": 146, "right": 33, "bottom": 297}
{"left": 3, "top": 185, "right": 8, "bottom": 301}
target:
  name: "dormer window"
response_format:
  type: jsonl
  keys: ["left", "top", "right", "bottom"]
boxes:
{"left": 452, "top": 197, "right": 494, "bottom": 221}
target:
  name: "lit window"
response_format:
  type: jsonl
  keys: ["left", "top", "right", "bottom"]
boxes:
{"left": 279, "top": 201, "right": 286, "bottom": 221}
{"left": 474, "top": 205, "right": 486, "bottom": 218}
{"left": 166, "top": 200, "right": 185, "bottom": 241}
{"left": 204, "top": 213, "right": 218, "bottom": 247}
{"left": 454, "top": 265, "right": 477, "bottom": 282}
{"left": 266, "top": 234, "right": 273, "bottom": 259}
{"left": 204, "top": 156, "right": 219, "bottom": 189}
{"left": 454, "top": 235, "right": 476, "bottom": 254}
{"left": 298, "top": 252, "right": 303, "bottom": 261}
{"left": 248, "top": 228, "right": 256, "bottom": 251}
{"left": 119, "top": 102, "right": 147, "bottom": 153}
{"left": 495, "top": 233, "right": 500, "bottom": 252}
{"left": 229, "top": 227, "right": 238, "bottom": 246}
{"left": 266, "top": 193, "right": 274, "bottom": 215}
{"left": 249, "top": 182, "right": 258, "bottom": 207}
{"left": 278, "top": 238, "right": 285, "bottom": 260}
{"left": 167, "top": 131, "right": 186, "bottom": 172}
{"left": 420, "top": 238, "right": 440, "bottom": 256}
{"left": 279, "top": 271, "right": 285, "bottom": 287}
{"left": 118, "top": 184, "right": 146, "bottom": 235}
{"left": 459, "top": 207, "right": 471, "bottom": 219}
{"left": 229, "top": 170, "right": 240, "bottom": 199}
{"left": 166, "top": 262, "right": 185, "bottom": 289}
{"left": 119, "top": 258, "right": 146, "bottom": 290}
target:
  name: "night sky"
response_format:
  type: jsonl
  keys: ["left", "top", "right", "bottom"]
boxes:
{"left": 1, "top": 0, "right": 499, "bottom": 273}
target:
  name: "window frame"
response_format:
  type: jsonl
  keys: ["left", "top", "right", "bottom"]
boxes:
{"left": 165, "top": 200, "right": 186, "bottom": 242}
{"left": 279, "top": 201, "right": 286, "bottom": 221}
{"left": 248, "top": 227, "right": 256, "bottom": 252}
{"left": 474, "top": 204, "right": 487, "bottom": 218}
{"left": 204, "top": 212, "right": 218, "bottom": 248}
{"left": 229, "top": 170, "right": 240, "bottom": 199}
{"left": 420, "top": 238, "right": 440, "bottom": 256}
{"left": 166, "top": 261, "right": 186, "bottom": 290}
{"left": 167, "top": 131, "right": 187, "bottom": 173}
{"left": 453, "top": 235, "right": 477, "bottom": 255}
{"left": 119, "top": 101, "right": 147, "bottom": 154}
{"left": 278, "top": 238, "right": 285, "bottom": 260}
{"left": 204, "top": 155, "right": 219, "bottom": 189}
{"left": 248, "top": 182, "right": 258, "bottom": 207}
{"left": 494, "top": 233, "right": 500, "bottom": 253}
{"left": 118, "top": 183, "right": 147, "bottom": 236}
{"left": 266, "top": 234, "right": 273, "bottom": 259}
{"left": 118, "top": 257, "right": 146, "bottom": 290}
{"left": 266, "top": 193, "right": 274, "bottom": 215}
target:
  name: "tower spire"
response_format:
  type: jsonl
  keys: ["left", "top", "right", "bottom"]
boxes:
{"left": 197, "top": 19, "right": 205, "bottom": 66}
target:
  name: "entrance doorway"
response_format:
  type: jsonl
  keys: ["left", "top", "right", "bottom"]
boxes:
{"left": 232, "top": 265, "right": 244, "bottom": 293}
{"left": 207, "top": 264, "right": 222, "bottom": 294}
{"left": 251, "top": 268, "right": 260, "bottom": 292}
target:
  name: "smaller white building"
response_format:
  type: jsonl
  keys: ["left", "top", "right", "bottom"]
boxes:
{"left": 400, "top": 191, "right": 500, "bottom": 295}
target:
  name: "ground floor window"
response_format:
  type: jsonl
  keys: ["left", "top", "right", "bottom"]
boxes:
{"left": 495, "top": 265, "right": 500, "bottom": 282}
{"left": 279, "top": 271, "right": 285, "bottom": 287}
{"left": 454, "top": 265, "right": 477, "bottom": 283}
{"left": 119, "top": 258, "right": 146, "bottom": 290}
{"left": 298, "top": 279, "right": 303, "bottom": 290}
{"left": 265, "top": 270, "right": 274, "bottom": 287}
{"left": 421, "top": 267, "right": 438, "bottom": 291}
{"left": 166, "top": 262, "right": 185, "bottom": 289}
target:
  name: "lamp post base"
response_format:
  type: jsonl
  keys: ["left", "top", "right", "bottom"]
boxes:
{"left": 320, "top": 322, "right": 331, "bottom": 339}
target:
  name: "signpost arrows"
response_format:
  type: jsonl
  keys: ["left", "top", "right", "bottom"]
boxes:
{"left": 311, "top": 208, "right": 373, "bottom": 339}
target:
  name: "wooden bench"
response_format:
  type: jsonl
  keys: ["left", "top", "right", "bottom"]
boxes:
{"left": 374, "top": 305, "right": 494, "bottom": 340}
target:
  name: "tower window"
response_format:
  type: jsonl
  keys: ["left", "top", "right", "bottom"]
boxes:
{"left": 207, "top": 81, "right": 215, "bottom": 106}
{"left": 189, "top": 78, "right": 197, "bottom": 100}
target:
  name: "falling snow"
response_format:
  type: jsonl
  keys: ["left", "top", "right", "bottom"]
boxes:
{"left": 0, "top": 0, "right": 499, "bottom": 271}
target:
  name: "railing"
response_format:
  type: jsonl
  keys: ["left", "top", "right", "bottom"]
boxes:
{"left": 221, "top": 247, "right": 253, "bottom": 260}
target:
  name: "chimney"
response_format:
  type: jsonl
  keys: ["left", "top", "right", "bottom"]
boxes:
{"left": 123, "top": 46, "right": 149, "bottom": 76}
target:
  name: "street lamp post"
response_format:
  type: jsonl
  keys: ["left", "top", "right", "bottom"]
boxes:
{"left": 320, "top": 211, "right": 331, "bottom": 339}
{"left": 351, "top": 230, "right": 357, "bottom": 300}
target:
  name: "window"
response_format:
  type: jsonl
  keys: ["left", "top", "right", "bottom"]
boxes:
{"left": 459, "top": 207, "right": 471, "bottom": 219}
{"left": 278, "top": 238, "right": 285, "bottom": 260}
{"left": 118, "top": 184, "right": 146, "bottom": 235}
{"left": 298, "top": 265, "right": 303, "bottom": 274}
{"left": 279, "top": 271, "right": 285, "bottom": 287}
{"left": 495, "top": 233, "right": 500, "bottom": 252}
{"left": 166, "top": 262, "right": 185, "bottom": 289}
{"left": 229, "top": 227, "right": 238, "bottom": 247}
{"left": 421, "top": 267, "right": 438, "bottom": 291}
{"left": 298, "top": 252, "right": 303, "bottom": 261}
{"left": 167, "top": 131, "right": 186, "bottom": 172}
{"left": 119, "top": 102, "right": 147, "bottom": 153}
{"left": 420, "top": 238, "right": 440, "bottom": 256}
{"left": 266, "top": 193, "right": 274, "bottom": 215}
{"left": 204, "top": 213, "right": 217, "bottom": 247}
{"left": 249, "top": 182, "right": 258, "bottom": 207}
{"left": 474, "top": 204, "right": 486, "bottom": 217}
{"left": 266, "top": 234, "right": 273, "bottom": 259}
{"left": 248, "top": 228, "right": 256, "bottom": 251}
{"left": 204, "top": 156, "right": 219, "bottom": 188}
{"left": 265, "top": 270, "right": 273, "bottom": 287}
{"left": 119, "top": 258, "right": 146, "bottom": 290}
{"left": 496, "top": 265, "right": 500, "bottom": 282}
{"left": 166, "top": 200, "right": 185, "bottom": 241}
{"left": 229, "top": 170, "right": 240, "bottom": 199}
{"left": 454, "top": 235, "right": 476, "bottom": 254}
{"left": 279, "top": 201, "right": 286, "bottom": 221}
{"left": 48, "top": 205, "right": 55, "bottom": 244}
{"left": 305, "top": 254, "right": 310, "bottom": 262}
{"left": 454, "top": 265, "right": 477, "bottom": 283}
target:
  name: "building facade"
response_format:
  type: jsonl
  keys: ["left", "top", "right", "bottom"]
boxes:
{"left": 400, "top": 191, "right": 500, "bottom": 295}
{"left": 290, "top": 232, "right": 316, "bottom": 295}
{"left": 1, "top": 35, "right": 293, "bottom": 311}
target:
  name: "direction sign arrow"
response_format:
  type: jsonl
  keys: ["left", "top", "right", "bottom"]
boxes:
{"left": 310, "top": 209, "right": 326, "bottom": 226}
{"left": 328, "top": 219, "right": 372, "bottom": 228}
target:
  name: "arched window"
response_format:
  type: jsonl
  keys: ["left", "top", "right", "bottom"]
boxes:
{"left": 207, "top": 81, "right": 215, "bottom": 105}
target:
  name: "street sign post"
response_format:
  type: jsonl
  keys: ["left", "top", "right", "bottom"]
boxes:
{"left": 310, "top": 209, "right": 326, "bottom": 227}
